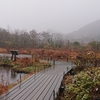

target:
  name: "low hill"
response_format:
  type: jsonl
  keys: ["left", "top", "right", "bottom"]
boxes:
{"left": 66, "top": 19, "right": 100, "bottom": 42}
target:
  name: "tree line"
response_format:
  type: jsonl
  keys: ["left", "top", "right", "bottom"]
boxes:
{"left": 0, "top": 28, "right": 68, "bottom": 49}
{"left": 0, "top": 28, "right": 100, "bottom": 52}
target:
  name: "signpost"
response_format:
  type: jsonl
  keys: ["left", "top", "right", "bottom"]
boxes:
{"left": 10, "top": 50, "right": 18, "bottom": 61}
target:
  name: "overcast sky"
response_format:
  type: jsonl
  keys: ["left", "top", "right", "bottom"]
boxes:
{"left": 0, "top": 0, "right": 100, "bottom": 34}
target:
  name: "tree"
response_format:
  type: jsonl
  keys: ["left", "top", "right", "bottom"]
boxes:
{"left": 30, "top": 29, "right": 38, "bottom": 48}
{"left": 72, "top": 41, "right": 80, "bottom": 49}
{"left": 4, "top": 41, "right": 13, "bottom": 52}
{"left": 88, "top": 41, "right": 100, "bottom": 52}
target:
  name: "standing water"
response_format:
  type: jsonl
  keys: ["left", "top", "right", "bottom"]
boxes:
{"left": 0, "top": 53, "right": 31, "bottom": 85}
{"left": 0, "top": 66, "right": 27, "bottom": 85}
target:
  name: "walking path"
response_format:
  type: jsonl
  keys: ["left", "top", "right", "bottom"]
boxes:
{"left": 0, "top": 61, "right": 72, "bottom": 100}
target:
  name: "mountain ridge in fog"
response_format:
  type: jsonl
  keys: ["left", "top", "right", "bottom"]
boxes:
{"left": 66, "top": 19, "right": 100, "bottom": 42}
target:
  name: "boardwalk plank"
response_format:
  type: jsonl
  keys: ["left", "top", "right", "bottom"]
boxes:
{"left": 19, "top": 75, "right": 54, "bottom": 100}
{"left": 33, "top": 75, "right": 58, "bottom": 100}
{"left": 44, "top": 74, "right": 62, "bottom": 100}
{"left": 7, "top": 74, "right": 47, "bottom": 100}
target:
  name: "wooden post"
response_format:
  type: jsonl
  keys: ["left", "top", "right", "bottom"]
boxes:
{"left": 53, "top": 60, "right": 55, "bottom": 65}
{"left": 20, "top": 74, "right": 21, "bottom": 86}
{"left": 53, "top": 90, "right": 55, "bottom": 100}
{"left": 14, "top": 54, "right": 16, "bottom": 61}
{"left": 11, "top": 54, "right": 13, "bottom": 60}
{"left": 63, "top": 71, "right": 65, "bottom": 77}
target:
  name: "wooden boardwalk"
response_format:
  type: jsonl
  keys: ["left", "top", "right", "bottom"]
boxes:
{"left": 0, "top": 61, "right": 72, "bottom": 100}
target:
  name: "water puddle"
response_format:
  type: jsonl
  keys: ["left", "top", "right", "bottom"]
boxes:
{"left": 0, "top": 66, "right": 27, "bottom": 85}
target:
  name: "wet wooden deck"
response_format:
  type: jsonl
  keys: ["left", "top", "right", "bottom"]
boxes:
{"left": 0, "top": 61, "right": 72, "bottom": 100}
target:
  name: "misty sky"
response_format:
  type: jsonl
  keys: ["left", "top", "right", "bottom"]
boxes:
{"left": 0, "top": 0, "right": 100, "bottom": 34}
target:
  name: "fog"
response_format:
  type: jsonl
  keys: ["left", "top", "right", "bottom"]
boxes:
{"left": 0, "top": 0, "right": 100, "bottom": 34}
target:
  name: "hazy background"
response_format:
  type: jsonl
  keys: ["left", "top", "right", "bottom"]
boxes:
{"left": 0, "top": 0, "right": 100, "bottom": 34}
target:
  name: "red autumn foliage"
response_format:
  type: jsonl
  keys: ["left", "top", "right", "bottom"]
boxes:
{"left": 0, "top": 84, "right": 8, "bottom": 96}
